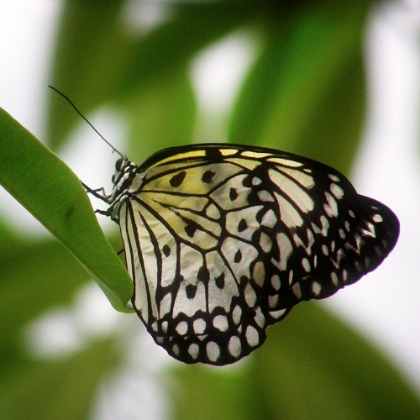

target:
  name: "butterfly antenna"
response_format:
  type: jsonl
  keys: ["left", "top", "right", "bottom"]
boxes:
{"left": 48, "top": 85, "right": 125, "bottom": 158}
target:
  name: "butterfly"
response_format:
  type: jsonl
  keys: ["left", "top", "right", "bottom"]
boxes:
{"left": 87, "top": 143, "right": 399, "bottom": 365}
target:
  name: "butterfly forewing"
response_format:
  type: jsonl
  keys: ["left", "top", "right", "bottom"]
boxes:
{"left": 106, "top": 144, "right": 399, "bottom": 365}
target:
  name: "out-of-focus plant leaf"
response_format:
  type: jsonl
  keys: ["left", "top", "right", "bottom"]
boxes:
{"left": 48, "top": 0, "right": 260, "bottom": 148}
{"left": 229, "top": 3, "right": 368, "bottom": 173}
{"left": 123, "top": 70, "right": 197, "bottom": 162}
{"left": 116, "top": 1, "right": 259, "bottom": 97}
{"left": 48, "top": 0, "right": 128, "bottom": 148}
{"left": 0, "top": 338, "right": 118, "bottom": 420}
{"left": 0, "top": 217, "right": 23, "bottom": 259}
{"left": 253, "top": 303, "right": 420, "bottom": 420}
{"left": 0, "top": 240, "right": 89, "bottom": 363}
{"left": 171, "top": 361, "right": 257, "bottom": 420}
{"left": 172, "top": 304, "right": 420, "bottom": 420}
{"left": 0, "top": 108, "right": 132, "bottom": 311}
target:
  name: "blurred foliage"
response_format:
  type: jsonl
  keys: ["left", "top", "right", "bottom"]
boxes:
{"left": 0, "top": 0, "right": 419, "bottom": 419}
{"left": 172, "top": 304, "right": 420, "bottom": 420}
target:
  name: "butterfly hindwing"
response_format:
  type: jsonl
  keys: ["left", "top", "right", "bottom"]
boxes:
{"left": 106, "top": 144, "right": 399, "bottom": 365}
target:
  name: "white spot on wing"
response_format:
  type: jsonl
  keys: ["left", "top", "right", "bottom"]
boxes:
{"left": 228, "top": 336, "right": 242, "bottom": 358}
{"left": 258, "top": 190, "right": 274, "bottom": 202}
{"left": 261, "top": 209, "right": 277, "bottom": 228}
{"left": 342, "top": 270, "right": 348, "bottom": 282}
{"left": 301, "top": 258, "right": 311, "bottom": 273}
{"left": 269, "top": 294, "right": 279, "bottom": 308}
{"left": 193, "top": 318, "right": 207, "bottom": 334}
{"left": 259, "top": 232, "right": 273, "bottom": 253}
{"left": 271, "top": 274, "right": 281, "bottom": 291}
{"left": 232, "top": 305, "right": 242, "bottom": 325}
{"left": 372, "top": 214, "right": 383, "bottom": 223}
{"left": 330, "top": 183, "right": 344, "bottom": 199}
{"left": 292, "top": 283, "right": 302, "bottom": 299}
{"left": 252, "top": 261, "right": 265, "bottom": 287}
{"left": 273, "top": 167, "right": 314, "bottom": 192}
{"left": 270, "top": 309, "right": 286, "bottom": 319}
{"left": 206, "top": 341, "right": 220, "bottom": 362}
{"left": 362, "top": 222, "right": 376, "bottom": 237}
{"left": 244, "top": 283, "right": 257, "bottom": 307}
{"left": 254, "top": 307, "right": 265, "bottom": 328}
{"left": 245, "top": 326, "right": 260, "bottom": 347}
{"left": 344, "top": 221, "right": 350, "bottom": 232}
{"left": 206, "top": 203, "right": 220, "bottom": 219}
{"left": 324, "top": 192, "right": 338, "bottom": 218}
{"left": 331, "top": 272, "right": 339, "bottom": 286}
{"left": 188, "top": 343, "right": 199, "bottom": 359}
{"left": 320, "top": 215, "right": 329, "bottom": 236}
{"left": 311, "top": 281, "right": 321, "bottom": 296}
{"left": 275, "top": 193, "right": 304, "bottom": 228}
{"left": 276, "top": 233, "right": 293, "bottom": 271}
{"left": 269, "top": 308, "right": 287, "bottom": 319}
{"left": 241, "top": 151, "right": 271, "bottom": 159}
{"left": 267, "top": 157, "right": 303, "bottom": 168}
{"left": 176, "top": 321, "right": 188, "bottom": 335}
{"left": 159, "top": 293, "right": 172, "bottom": 318}
{"left": 213, "top": 315, "right": 229, "bottom": 332}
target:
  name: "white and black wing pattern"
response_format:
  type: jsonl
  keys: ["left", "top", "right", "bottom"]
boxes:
{"left": 105, "top": 144, "right": 399, "bottom": 365}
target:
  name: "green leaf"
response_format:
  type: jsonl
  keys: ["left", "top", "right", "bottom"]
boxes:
{"left": 253, "top": 304, "right": 420, "bottom": 420}
{"left": 47, "top": 0, "right": 128, "bottom": 148}
{"left": 123, "top": 69, "right": 197, "bottom": 161}
{"left": 0, "top": 240, "right": 88, "bottom": 362}
{"left": 0, "top": 108, "right": 132, "bottom": 311}
{"left": 48, "top": 0, "right": 258, "bottom": 148}
{"left": 229, "top": 3, "right": 368, "bottom": 173}
{"left": 171, "top": 304, "right": 420, "bottom": 420}
{"left": 171, "top": 362, "right": 257, "bottom": 420}
{"left": 0, "top": 338, "right": 119, "bottom": 420}
{"left": 116, "top": 1, "right": 259, "bottom": 99}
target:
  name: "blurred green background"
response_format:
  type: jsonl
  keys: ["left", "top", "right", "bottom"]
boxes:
{"left": 0, "top": 1, "right": 419, "bottom": 419}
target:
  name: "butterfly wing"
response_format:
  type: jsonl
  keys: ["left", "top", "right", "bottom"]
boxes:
{"left": 114, "top": 144, "right": 399, "bottom": 365}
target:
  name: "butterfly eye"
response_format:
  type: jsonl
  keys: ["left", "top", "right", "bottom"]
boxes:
{"left": 112, "top": 158, "right": 126, "bottom": 184}
{"left": 115, "top": 158, "right": 124, "bottom": 171}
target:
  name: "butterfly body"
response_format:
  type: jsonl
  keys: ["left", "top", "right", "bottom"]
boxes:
{"left": 97, "top": 144, "right": 399, "bottom": 365}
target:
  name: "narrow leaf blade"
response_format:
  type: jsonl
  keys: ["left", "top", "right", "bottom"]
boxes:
{"left": 0, "top": 108, "right": 132, "bottom": 311}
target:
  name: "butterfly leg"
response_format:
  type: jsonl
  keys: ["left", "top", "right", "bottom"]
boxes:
{"left": 94, "top": 209, "right": 109, "bottom": 216}
{"left": 82, "top": 181, "right": 109, "bottom": 202}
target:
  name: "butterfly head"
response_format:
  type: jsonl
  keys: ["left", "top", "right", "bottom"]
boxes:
{"left": 109, "top": 157, "right": 138, "bottom": 202}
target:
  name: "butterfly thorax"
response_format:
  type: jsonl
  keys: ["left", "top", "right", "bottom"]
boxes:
{"left": 108, "top": 157, "right": 139, "bottom": 221}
